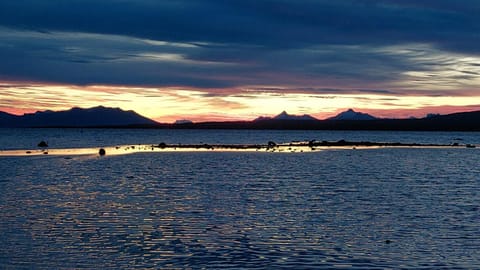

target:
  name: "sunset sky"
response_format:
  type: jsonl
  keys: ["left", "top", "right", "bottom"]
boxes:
{"left": 1, "top": 1, "right": 480, "bottom": 122}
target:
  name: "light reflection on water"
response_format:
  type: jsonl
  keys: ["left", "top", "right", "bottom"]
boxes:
{"left": 1, "top": 128, "right": 480, "bottom": 150}
{"left": 1, "top": 148, "right": 479, "bottom": 268}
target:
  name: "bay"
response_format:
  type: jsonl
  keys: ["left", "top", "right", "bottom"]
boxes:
{"left": 0, "top": 129, "right": 479, "bottom": 269}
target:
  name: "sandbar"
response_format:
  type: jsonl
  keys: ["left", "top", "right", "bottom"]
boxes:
{"left": 0, "top": 140, "right": 475, "bottom": 157}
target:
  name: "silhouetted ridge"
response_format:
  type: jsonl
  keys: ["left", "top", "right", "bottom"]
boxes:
{"left": 255, "top": 111, "right": 317, "bottom": 121}
{"left": 0, "top": 111, "right": 20, "bottom": 127}
{"left": 1, "top": 108, "right": 480, "bottom": 130}
{"left": 328, "top": 109, "right": 377, "bottom": 120}
{"left": 0, "top": 106, "right": 158, "bottom": 127}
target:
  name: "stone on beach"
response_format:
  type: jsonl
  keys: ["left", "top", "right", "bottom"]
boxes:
{"left": 38, "top": 141, "right": 48, "bottom": 147}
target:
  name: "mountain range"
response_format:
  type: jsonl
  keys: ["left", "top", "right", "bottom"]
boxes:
{"left": 0, "top": 106, "right": 479, "bottom": 131}
{"left": 253, "top": 109, "right": 375, "bottom": 122}
{"left": 0, "top": 106, "right": 157, "bottom": 127}
{"left": 254, "top": 111, "right": 319, "bottom": 121}
{"left": 327, "top": 109, "right": 377, "bottom": 121}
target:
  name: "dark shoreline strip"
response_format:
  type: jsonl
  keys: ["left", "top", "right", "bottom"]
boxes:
{"left": 152, "top": 140, "right": 470, "bottom": 150}
{"left": 0, "top": 140, "right": 476, "bottom": 157}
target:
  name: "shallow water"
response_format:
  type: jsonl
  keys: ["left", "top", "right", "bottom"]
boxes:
{"left": 1, "top": 146, "right": 479, "bottom": 268}
{"left": 1, "top": 128, "right": 479, "bottom": 150}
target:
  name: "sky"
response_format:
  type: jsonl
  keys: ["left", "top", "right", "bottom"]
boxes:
{"left": 1, "top": 0, "right": 480, "bottom": 122}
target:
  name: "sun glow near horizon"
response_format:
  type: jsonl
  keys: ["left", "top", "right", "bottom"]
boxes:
{"left": 1, "top": 81, "right": 479, "bottom": 122}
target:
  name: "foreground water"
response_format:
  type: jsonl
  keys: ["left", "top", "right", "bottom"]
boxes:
{"left": 1, "top": 129, "right": 479, "bottom": 268}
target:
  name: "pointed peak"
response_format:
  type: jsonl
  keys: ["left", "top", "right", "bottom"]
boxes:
{"left": 273, "top": 111, "right": 317, "bottom": 121}
{"left": 328, "top": 109, "right": 377, "bottom": 121}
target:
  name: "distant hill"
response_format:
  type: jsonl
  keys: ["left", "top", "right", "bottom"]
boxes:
{"left": 0, "top": 111, "right": 19, "bottom": 127}
{"left": 174, "top": 119, "right": 193, "bottom": 125}
{"left": 413, "top": 110, "right": 480, "bottom": 130}
{"left": 328, "top": 109, "right": 377, "bottom": 120}
{"left": 255, "top": 111, "right": 318, "bottom": 121}
{"left": 1, "top": 107, "right": 480, "bottom": 130}
{"left": 0, "top": 106, "right": 158, "bottom": 127}
{"left": 189, "top": 110, "right": 480, "bottom": 131}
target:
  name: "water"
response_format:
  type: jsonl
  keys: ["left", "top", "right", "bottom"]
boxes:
{"left": 1, "top": 129, "right": 479, "bottom": 268}
{"left": 1, "top": 128, "right": 479, "bottom": 150}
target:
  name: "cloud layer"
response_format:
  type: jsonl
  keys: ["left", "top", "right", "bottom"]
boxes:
{"left": 1, "top": 1, "right": 479, "bottom": 50}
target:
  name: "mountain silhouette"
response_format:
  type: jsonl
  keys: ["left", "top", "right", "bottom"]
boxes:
{"left": 328, "top": 109, "right": 377, "bottom": 120}
{"left": 254, "top": 111, "right": 317, "bottom": 121}
{"left": 0, "top": 106, "right": 158, "bottom": 127}
{"left": 273, "top": 111, "right": 318, "bottom": 121}
{"left": 1, "top": 107, "right": 480, "bottom": 130}
{"left": 0, "top": 111, "right": 18, "bottom": 127}
{"left": 188, "top": 110, "right": 480, "bottom": 131}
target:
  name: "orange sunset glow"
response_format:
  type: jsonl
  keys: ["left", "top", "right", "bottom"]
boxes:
{"left": 1, "top": 81, "right": 479, "bottom": 122}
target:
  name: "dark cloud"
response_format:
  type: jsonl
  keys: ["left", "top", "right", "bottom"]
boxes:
{"left": 1, "top": 1, "right": 478, "bottom": 51}
{"left": 0, "top": 1, "right": 479, "bottom": 93}
{"left": 249, "top": 87, "right": 400, "bottom": 96}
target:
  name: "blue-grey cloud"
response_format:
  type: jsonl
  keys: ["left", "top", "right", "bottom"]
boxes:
{"left": 1, "top": 1, "right": 478, "bottom": 51}
{"left": 0, "top": 0, "right": 479, "bottom": 94}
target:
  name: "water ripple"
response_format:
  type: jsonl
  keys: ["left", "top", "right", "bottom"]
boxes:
{"left": 1, "top": 148, "right": 479, "bottom": 268}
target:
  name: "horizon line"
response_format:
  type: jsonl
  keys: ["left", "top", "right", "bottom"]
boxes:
{"left": 2, "top": 105, "right": 480, "bottom": 124}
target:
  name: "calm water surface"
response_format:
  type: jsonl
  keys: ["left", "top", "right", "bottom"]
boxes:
{"left": 1, "top": 128, "right": 480, "bottom": 150}
{"left": 1, "top": 130, "right": 479, "bottom": 269}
